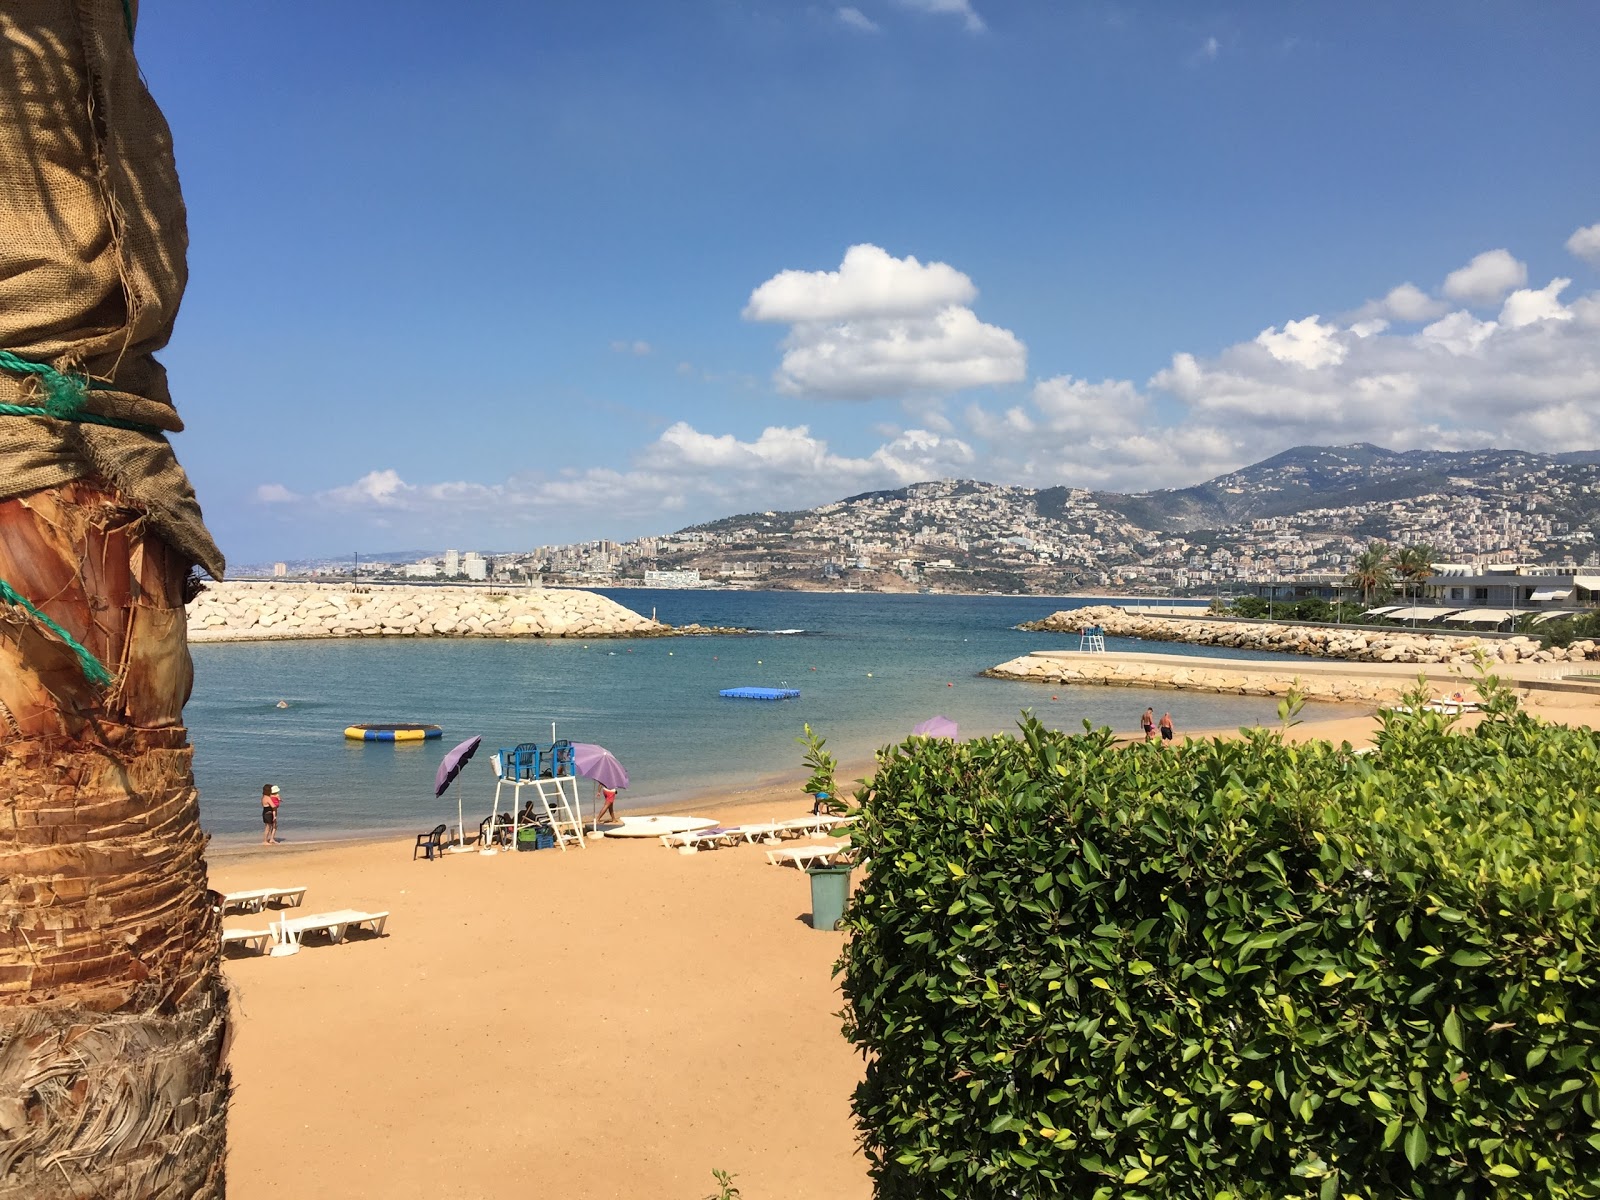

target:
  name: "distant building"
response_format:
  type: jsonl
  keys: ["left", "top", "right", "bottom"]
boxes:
{"left": 272, "top": 562, "right": 287, "bottom": 578}
{"left": 443, "top": 549, "right": 460, "bottom": 577}
{"left": 405, "top": 561, "right": 440, "bottom": 578}
{"left": 644, "top": 568, "right": 705, "bottom": 588}
{"left": 462, "top": 552, "right": 487, "bottom": 581}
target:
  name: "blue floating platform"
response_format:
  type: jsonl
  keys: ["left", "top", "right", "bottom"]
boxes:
{"left": 719, "top": 687, "right": 801, "bottom": 700}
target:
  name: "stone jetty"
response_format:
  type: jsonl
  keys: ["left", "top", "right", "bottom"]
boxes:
{"left": 187, "top": 582, "right": 669, "bottom": 642}
{"left": 1020, "top": 604, "right": 1600, "bottom": 666}
{"left": 988, "top": 650, "right": 1461, "bottom": 705}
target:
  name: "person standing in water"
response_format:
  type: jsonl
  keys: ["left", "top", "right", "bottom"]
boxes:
{"left": 261, "top": 784, "right": 281, "bottom": 844}
{"left": 1141, "top": 708, "right": 1156, "bottom": 742}
{"left": 1158, "top": 712, "right": 1175, "bottom": 744}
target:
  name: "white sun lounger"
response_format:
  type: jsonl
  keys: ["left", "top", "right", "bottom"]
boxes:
{"left": 660, "top": 827, "right": 744, "bottom": 854}
{"left": 765, "top": 843, "right": 848, "bottom": 869}
{"left": 219, "top": 885, "right": 307, "bottom": 914}
{"left": 221, "top": 928, "right": 273, "bottom": 955}
{"left": 271, "top": 909, "right": 389, "bottom": 954}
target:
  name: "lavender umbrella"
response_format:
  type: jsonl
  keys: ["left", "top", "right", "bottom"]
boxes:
{"left": 911, "top": 715, "right": 958, "bottom": 739}
{"left": 434, "top": 736, "right": 481, "bottom": 851}
{"left": 571, "top": 743, "right": 629, "bottom": 790}
{"left": 571, "top": 743, "right": 629, "bottom": 830}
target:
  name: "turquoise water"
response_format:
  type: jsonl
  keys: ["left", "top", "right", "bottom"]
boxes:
{"left": 189, "top": 591, "right": 1320, "bottom": 844}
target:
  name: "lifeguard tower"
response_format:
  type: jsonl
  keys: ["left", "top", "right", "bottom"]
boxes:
{"left": 1078, "top": 623, "right": 1106, "bottom": 653}
{"left": 486, "top": 740, "right": 586, "bottom": 851}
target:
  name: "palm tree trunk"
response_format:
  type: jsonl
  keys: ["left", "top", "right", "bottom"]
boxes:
{"left": 0, "top": 480, "right": 228, "bottom": 1200}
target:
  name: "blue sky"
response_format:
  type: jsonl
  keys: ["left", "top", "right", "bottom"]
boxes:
{"left": 135, "top": 1, "right": 1600, "bottom": 566}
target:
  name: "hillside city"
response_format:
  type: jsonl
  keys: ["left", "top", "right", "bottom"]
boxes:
{"left": 255, "top": 446, "right": 1600, "bottom": 596}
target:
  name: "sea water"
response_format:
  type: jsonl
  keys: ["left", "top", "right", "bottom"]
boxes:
{"left": 188, "top": 590, "right": 1321, "bottom": 844}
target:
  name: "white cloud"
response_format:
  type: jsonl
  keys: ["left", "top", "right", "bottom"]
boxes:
{"left": 1195, "top": 35, "right": 1220, "bottom": 62}
{"left": 269, "top": 422, "right": 978, "bottom": 538}
{"left": 326, "top": 469, "right": 413, "bottom": 507}
{"left": 1441, "top": 248, "right": 1527, "bottom": 305}
{"left": 746, "top": 244, "right": 1025, "bottom": 398}
{"left": 1377, "top": 282, "right": 1448, "bottom": 322}
{"left": 894, "top": 0, "right": 985, "bottom": 33}
{"left": 1254, "top": 315, "right": 1346, "bottom": 368}
{"left": 1499, "top": 277, "right": 1573, "bottom": 328}
{"left": 254, "top": 483, "right": 299, "bottom": 503}
{"left": 1419, "top": 310, "right": 1497, "bottom": 355}
{"left": 1567, "top": 222, "right": 1600, "bottom": 266}
{"left": 836, "top": 6, "right": 880, "bottom": 32}
{"left": 610, "top": 339, "right": 652, "bottom": 356}
{"left": 744, "top": 244, "right": 974, "bottom": 323}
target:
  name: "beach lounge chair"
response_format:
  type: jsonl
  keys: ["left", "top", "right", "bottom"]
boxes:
{"left": 414, "top": 824, "right": 448, "bottom": 860}
{"left": 765, "top": 843, "right": 848, "bottom": 870}
{"left": 218, "top": 885, "right": 307, "bottom": 914}
{"left": 659, "top": 827, "right": 741, "bottom": 853}
{"left": 730, "top": 821, "right": 791, "bottom": 845}
{"left": 221, "top": 928, "right": 273, "bottom": 956}
{"left": 271, "top": 909, "right": 389, "bottom": 955}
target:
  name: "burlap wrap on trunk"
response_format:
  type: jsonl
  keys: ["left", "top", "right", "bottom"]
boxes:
{"left": 0, "top": 0, "right": 222, "bottom": 579}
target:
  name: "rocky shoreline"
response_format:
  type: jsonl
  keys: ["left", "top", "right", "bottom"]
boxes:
{"left": 1020, "top": 604, "right": 1600, "bottom": 666}
{"left": 187, "top": 582, "right": 673, "bottom": 642}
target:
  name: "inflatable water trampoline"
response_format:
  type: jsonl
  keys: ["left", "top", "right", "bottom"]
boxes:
{"left": 344, "top": 723, "right": 443, "bottom": 742}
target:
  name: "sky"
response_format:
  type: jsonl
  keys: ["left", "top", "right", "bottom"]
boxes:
{"left": 132, "top": 1, "right": 1600, "bottom": 566}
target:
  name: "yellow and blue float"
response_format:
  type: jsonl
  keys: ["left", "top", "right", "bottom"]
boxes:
{"left": 344, "top": 723, "right": 443, "bottom": 742}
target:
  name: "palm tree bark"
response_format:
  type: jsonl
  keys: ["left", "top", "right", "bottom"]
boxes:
{"left": 0, "top": 480, "right": 227, "bottom": 1199}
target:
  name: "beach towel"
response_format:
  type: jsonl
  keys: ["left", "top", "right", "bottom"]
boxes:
{"left": 0, "top": 0, "right": 222, "bottom": 578}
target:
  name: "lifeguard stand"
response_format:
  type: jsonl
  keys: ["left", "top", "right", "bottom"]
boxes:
{"left": 487, "top": 743, "right": 586, "bottom": 851}
{"left": 1078, "top": 624, "right": 1106, "bottom": 653}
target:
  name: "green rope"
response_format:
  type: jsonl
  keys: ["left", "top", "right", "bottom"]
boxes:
{"left": 0, "top": 350, "right": 160, "bottom": 434}
{"left": 0, "top": 579, "right": 114, "bottom": 687}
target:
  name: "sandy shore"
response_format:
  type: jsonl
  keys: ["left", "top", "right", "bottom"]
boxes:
{"left": 213, "top": 693, "right": 1599, "bottom": 1198}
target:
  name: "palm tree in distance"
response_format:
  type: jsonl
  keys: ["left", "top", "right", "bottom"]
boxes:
{"left": 1394, "top": 544, "right": 1437, "bottom": 614}
{"left": 1348, "top": 542, "right": 1396, "bottom": 608}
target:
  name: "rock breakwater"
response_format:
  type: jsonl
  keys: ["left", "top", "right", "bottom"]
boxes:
{"left": 988, "top": 652, "right": 1420, "bottom": 704}
{"left": 187, "top": 582, "right": 668, "bottom": 642}
{"left": 1020, "top": 605, "right": 1600, "bottom": 666}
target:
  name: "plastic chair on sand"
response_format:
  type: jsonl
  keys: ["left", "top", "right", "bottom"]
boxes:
{"left": 414, "top": 824, "right": 447, "bottom": 860}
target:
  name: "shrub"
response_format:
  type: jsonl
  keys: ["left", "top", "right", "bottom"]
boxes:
{"left": 840, "top": 706, "right": 1600, "bottom": 1199}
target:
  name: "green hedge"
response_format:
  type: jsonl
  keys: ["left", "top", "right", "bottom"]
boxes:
{"left": 840, "top": 705, "right": 1600, "bottom": 1199}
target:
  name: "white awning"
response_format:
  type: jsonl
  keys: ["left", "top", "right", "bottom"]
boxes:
{"left": 1530, "top": 587, "right": 1573, "bottom": 601}
{"left": 1446, "top": 608, "right": 1517, "bottom": 623}
{"left": 1386, "top": 606, "right": 1459, "bottom": 621}
{"left": 1363, "top": 605, "right": 1403, "bottom": 616}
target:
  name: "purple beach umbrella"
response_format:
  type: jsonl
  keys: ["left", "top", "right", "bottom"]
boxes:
{"left": 572, "top": 743, "right": 629, "bottom": 830}
{"left": 911, "top": 715, "right": 958, "bottom": 739}
{"left": 435, "top": 736, "right": 482, "bottom": 850}
{"left": 571, "top": 743, "right": 629, "bottom": 790}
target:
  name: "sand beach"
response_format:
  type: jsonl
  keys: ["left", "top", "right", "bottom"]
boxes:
{"left": 212, "top": 688, "right": 1600, "bottom": 1199}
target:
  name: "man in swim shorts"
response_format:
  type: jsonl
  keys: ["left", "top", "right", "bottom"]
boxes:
{"left": 1158, "top": 712, "right": 1174, "bottom": 743}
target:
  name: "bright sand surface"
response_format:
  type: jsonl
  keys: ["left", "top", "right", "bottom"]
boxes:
{"left": 213, "top": 689, "right": 1599, "bottom": 1198}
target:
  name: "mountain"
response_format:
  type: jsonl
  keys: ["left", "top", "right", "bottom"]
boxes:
{"left": 653, "top": 445, "right": 1600, "bottom": 593}
{"left": 1090, "top": 445, "right": 1598, "bottom": 533}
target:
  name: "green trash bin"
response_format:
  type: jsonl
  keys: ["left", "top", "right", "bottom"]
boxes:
{"left": 806, "top": 864, "right": 853, "bottom": 931}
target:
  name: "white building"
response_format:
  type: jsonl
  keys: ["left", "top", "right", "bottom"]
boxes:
{"left": 443, "top": 549, "right": 460, "bottom": 577}
{"left": 405, "top": 561, "right": 440, "bottom": 578}
{"left": 272, "top": 562, "right": 287, "bottom": 578}
{"left": 643, "top": 568, "right": 705, "bottom": 588}
{"left": 463, "top": 552, "right": 487, "bottom": 581}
